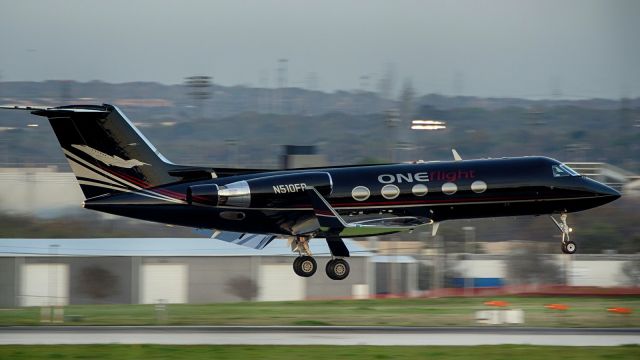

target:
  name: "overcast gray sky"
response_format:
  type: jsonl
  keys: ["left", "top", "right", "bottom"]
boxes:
{"left": 1, "top": 0, "right": 638, "bottom": 99}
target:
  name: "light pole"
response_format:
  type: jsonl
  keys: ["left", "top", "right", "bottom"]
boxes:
{"left": 225, "top": 139, "right": 238, "bottom": 167}
{"left": 462, "top": 226, "right": 476, "bottom": 295}
{"left": 410, "top": 119, "right": 446, "bottom": 161}
{"left": 48, "top": 244, "right": 59, "bottom": 306}
{"left": 185, "top": 76, "right": 212, "bottom": 120}
{"left": 431, "top": 234, "right": 444, "bottom": 293}
{"left": 462, "top": 226, "right": 476, "bottom": 254}
{"left": 384, "top": 110, "right": 400, "bottom": 162}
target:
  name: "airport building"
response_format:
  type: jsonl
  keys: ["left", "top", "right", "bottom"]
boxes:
{"left": 1, "top": 237, "right": 639, "bottom": 308}
{"left": 0, "top": 238, "right": 373, "bottom": 308}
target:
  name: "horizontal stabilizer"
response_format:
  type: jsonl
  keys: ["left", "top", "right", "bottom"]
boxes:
{"left": 0, "top": 105, "right": 51, "bottom": 111}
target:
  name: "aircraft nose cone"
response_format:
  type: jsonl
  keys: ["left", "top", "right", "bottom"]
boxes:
{"left": 591, "top": 181, "right": 621, "bottom": 200}
{"left": 603, "top": 185, "right": 621, "bottom": 199}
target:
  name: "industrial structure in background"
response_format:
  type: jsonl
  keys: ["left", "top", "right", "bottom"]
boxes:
{"left": 0, "top": 239, "right": 370, "bottom": 307}
{"left": 0, "top": 237, "right": 638, "bottom": 308}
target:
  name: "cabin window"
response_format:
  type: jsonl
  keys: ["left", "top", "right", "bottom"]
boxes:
{"left": 552, "top": 164, "right": 580, "bottom": 177}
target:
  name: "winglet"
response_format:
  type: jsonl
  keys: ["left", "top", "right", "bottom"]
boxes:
{"left": 306, "top": 187, "right": 347, "bottom": 230}
{"left": 431, "top": 222, "right": 440, "bottom": 236}
{"left": 452, "top": 149, "right": 462, "bottom": 161}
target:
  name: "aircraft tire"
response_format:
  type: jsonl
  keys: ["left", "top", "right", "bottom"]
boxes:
{"left": 326, "top": 259, "right": 350, "bottom": 280}
{"left": 293, "top": 257, "right": 304, "bottom": 276}
{"left": 294, "top": 256, "right": 317, "bottom": 277}
{"left": 326, "top": 260, "right": 335, "bottom": 278}
{"left": 564, "top": 241, "right": 577, "bottom": 254}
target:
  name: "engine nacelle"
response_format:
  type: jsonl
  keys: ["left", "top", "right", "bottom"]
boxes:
{"left": 186, "top": 171, "right": 332, "bottom": 208}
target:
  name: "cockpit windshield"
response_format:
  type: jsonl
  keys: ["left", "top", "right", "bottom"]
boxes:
{"left": 552, "top": 164, "right": 580, "bottom": 177}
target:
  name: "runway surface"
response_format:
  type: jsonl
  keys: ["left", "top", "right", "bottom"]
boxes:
{"left": 1, "top": 326, "right": 639, "bottom": 346}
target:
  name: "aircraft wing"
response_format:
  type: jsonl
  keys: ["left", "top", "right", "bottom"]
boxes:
{"left": 211, "top": 230, "right": 277, "bottom": 250}
{"left": 306, "top": 187, "right": 432, "bottom": 236}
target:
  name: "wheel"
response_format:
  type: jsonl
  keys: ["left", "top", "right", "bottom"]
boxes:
{"left": 293, "top": 256, "right": 317, "bottom": 277}
{"left": 326, "top": 259, "right": 335, "bottom": 278}
{"left": 564, "top": 241, "right": 577, "bottom": 254}
{"left": 293, "top": 256, "right": 304, "bottom": 276}
{"left": 326, "top": 258, "right": 350, "bottom": 280}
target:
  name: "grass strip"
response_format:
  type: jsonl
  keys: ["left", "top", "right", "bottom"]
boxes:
{"left": 1, "top": 345, "right": 639, "bottom": 360}
{"left": 1, "top": 296, "right": 638, "bottom": 327}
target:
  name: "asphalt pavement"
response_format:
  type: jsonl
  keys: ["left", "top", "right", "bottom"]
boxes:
{"left": 0, "top": 326, "right": 638, "bottom": 346}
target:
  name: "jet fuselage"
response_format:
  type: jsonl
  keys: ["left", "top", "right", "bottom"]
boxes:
{"left": 84, "top": 156, "right": 620, "bottom": 237}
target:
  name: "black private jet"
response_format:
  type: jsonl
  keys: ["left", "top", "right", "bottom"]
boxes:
{"left": 1, "top": 104, "right": 620, "bottom": 280}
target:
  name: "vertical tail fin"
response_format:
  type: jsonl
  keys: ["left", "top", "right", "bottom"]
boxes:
{"left": 31, "top": 104, "right": 176, "bottom": 199}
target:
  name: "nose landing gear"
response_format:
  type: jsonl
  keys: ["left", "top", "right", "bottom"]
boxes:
{"left": 551, "top": 213, "right": 576, "bottom": 254}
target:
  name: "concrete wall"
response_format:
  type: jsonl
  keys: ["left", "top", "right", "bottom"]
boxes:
{"left": 459, "top": 259, "right": 507, "bottom": 279}
{"left": 21, "top": 257, "right": 135, "bottom": 305}
{"left": 181, "top": 256, "right": 258, "bottom": 303}
{"left": 0, "top": 258, "right": 17, "bottom": 307}
{"left": 176, "top": 255, "right": 369, "bottom": 303}
{"left": 178, "top": 255, "right": 368, "bottom": 303}
{"left": 375, "top": 262, "right": 415, "bottom": 295}
{"left": 141, "top": 263, "right": 188, "bottom": 304}
{"left": 568, "top": 260, "right": 628, "bottom": 287}
{"left": 68, "top": 257, "right": 135, "bottom": 305}
{"left": 259, "top": 263, "right": 305, "bottom": 301}
{"left": 8, "top": 252, "right": 634, "bottom": 307}
{"left": 21, "top": 263, "right": 69, "bottom": 306}
{"left": 0, "top": 169, "right": 84, "bottom": 215}
{"left": 451, "top": 254, "right": 639, "bottom": 287}
{"left": 303, "top": 256, "right": 369, "bottom": 299}
{"left": 1, "top": 255, "right": 371, "bottom": 306}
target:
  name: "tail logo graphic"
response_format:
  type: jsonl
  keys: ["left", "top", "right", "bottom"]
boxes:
{"left": 71, "top": 144, "right": 150, "bottom": 168}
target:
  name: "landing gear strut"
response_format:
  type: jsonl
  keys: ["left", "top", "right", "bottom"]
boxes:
{"left": 551, "top": 212, "right": 576, "bottom": 254}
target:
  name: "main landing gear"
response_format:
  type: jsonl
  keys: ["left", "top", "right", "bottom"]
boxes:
{"left": 326, "top": 258, "right": 350, "bottom": 280}
{"left": 293, "top": 255, "right": 317, "bottom": 277}
{"left": 291, "top": 236, "right": 351, "bottom": 280}
{"left": 292, "top": 236, "right": 317, "bottom": 277}
{"left": 550, "top": 212, "right": 576, "bottom": 254}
